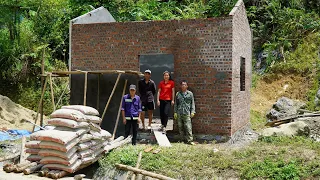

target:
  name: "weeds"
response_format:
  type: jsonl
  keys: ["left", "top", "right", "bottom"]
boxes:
{"left": 99, "top": 136, "right": 320, "bottom": 179}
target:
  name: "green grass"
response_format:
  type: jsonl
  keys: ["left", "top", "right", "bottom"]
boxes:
{"left": 250, "top": 109, "right": 266, "bottom": 130}
{"left": 99, "top": 136, "right": 320, "bottom": 179}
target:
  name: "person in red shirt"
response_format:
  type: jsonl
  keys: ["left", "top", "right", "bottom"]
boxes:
{"left": 157, "top": 71, "right": 175, "bottom": 134}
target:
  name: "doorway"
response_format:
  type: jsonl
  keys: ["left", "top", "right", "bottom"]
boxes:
{"left": 139, "top": 54, "right": 174, "bottom": 118}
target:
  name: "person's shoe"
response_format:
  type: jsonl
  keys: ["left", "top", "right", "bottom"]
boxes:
{"left": 162, "top": 128, "right": 166, "bottom": 134}
{"left": 159, "top": 125, "right": 164, "bottom": 131}
{"left": 147, "top": 125, "right": 152, "bottom": 130}
{"left": 187, "top": 141, "right": 195, "bottom": 145}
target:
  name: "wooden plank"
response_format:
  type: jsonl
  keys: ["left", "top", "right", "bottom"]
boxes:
{"left": 265, "top": 113, "right": 320, "bottom": 127}
{"left": 144, "top": 147, "right": 153, "bottom": 153}
{"left": 151, "top": 125, "right": 171, "bottom": 147}
{"left": 152, "top": 149, "right": 161, "bottom": 154}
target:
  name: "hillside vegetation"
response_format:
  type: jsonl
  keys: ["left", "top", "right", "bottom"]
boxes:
{"left": 0, "top": 0, "right": 319, "bottom": 115}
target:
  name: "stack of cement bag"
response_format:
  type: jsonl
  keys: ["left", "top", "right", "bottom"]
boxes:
{"left": 25, "top": 105, "right": 111, "bottom": 173}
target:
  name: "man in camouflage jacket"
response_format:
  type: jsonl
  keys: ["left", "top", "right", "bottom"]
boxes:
{"left": 174, "top": 80, "right": 196, "bottom": 145}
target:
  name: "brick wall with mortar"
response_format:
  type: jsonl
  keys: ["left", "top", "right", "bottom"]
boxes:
{"left": 71, "top": 4, "right": 251, "bottom": 136}
{"left": 230, "top": 1, "right": 252, "bottom": 135}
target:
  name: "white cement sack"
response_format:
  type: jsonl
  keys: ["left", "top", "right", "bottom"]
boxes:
{"left": 93, "top": 148, "right": 104, "bottom": 157}
{"left": 40, "top": 153, "right": 79, "bottom": 166}
{"left": 48, "top": 118, "right": 89, "bottom": 128}
{"left": 89, "top": 122, "right": 102, "bottom": 132}
{"left": 90, "top": 129, "right": 112, "bottom": 140}
{"left": 81, "top": 156, "right": 95, "bottom": 165}
{"left": 39, "top": 138, "right": 80, "bottom": 152}
{"left": 78, "top": 149, "right": 93, "bottom": 159}
{"left": 25, "top": 141, "right": 41, "bottom": 149}
{"left": 79, "top": 134, "right": 93, "bottom": 143}
{"left": 26, "top": 155, "right": 42, "bottom": 162}
{"left": 50, "top": 109, "right": 86, "bottom": 122}
{"left": 62, "top": 105, "right": 99, "bottom": 116}
{"left": 77, "top": 140, "right": 102, "bottom": 151}
{"left": 54, "top": 127, "right": 89, "bottom": 136}
{"left": 82, "top": 154, "right": 102, "bottom": 165}
{"left": 25, "top": 148, "right": 40, "bottom": 155}
{"left": 31, "top": 130, "right": 78, "bottom": 144}
{"left": 86, "top": 115, "right": 102, "bottom": 124}
{"left": 38, "top": 147, "right": 77, "bottom": 160}
{"left": 42, "top": 160, "right": 82, "bottom": 173}
{"left": 90, "top": 143, "right": 104, "bottom": 151}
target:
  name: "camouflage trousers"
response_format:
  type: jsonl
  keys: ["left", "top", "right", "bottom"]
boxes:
{"left": 177, "top": 114, "right": 193, "bottom": 143}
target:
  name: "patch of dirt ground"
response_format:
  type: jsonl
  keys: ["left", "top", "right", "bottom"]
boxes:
{"left": 251, "top": 74, "right": 312, "bottom": 115}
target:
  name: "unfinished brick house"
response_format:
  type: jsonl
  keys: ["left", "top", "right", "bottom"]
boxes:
{"left": 69, "top": 0, "right": 252, "bottom": 138}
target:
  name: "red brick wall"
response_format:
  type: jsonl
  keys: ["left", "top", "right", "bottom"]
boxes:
{"left": 231, "top": 1, "right": 252, "bottom": 134}
{"left": 71, "top": 16, "right": 249, "bottom": 136}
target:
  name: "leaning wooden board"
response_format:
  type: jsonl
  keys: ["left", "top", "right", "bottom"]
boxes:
{"left": 151, "top": 125, "right": 171, "bottom": 147}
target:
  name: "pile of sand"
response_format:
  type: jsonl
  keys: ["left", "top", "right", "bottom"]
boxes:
{"left": 0, "top": 95, "right": 42, "bottom": 130}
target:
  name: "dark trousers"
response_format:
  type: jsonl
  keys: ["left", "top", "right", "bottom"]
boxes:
{"left": 160, "top": 100, "right": 171, "bottom": 127}
{"left": 125, "top": 119, "right": 138, "bottom": 145}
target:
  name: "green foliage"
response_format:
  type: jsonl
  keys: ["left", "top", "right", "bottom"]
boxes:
{"left": 250, "top": 109, "right": 265, "bottom": 130}
{"left": 245, "top": 0, "right": 320, "bottom": 67}
{"left": 268, "top": 33, "right": 320, "bottom": 75}
{"left": 241, "top": 159, "right": 303, "bottom": 179}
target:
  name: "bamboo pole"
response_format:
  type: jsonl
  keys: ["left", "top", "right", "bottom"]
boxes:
{"left": 97, "top": 74, "right": 100, "bottom": 111}
{"left": 14, "top": 162, "right": 37, "bottom": 173}
{"left": 56, "top": 83, "right": 69, "bottom": 107}
{"left": 33, "top": 75, "right": 48, "bottom": 132}
{"left": 131, "top": 151, "right": 143, "bottom": 180}
{"left": 23, "top": 164, "right": 44, "bottom": 175}
{"left": 49, "top": 73, "right": 56, "bottom": 111}
{"left": 115, "top": 164, "right": 175, "bottom": 180}
{"left": 112, "top": 79, "right": 127, "bottom": 139}
{"left": 83, "top": 71, "right": 88, "bottom": 106}
{"left": 40, "top": 48, "right": 45, "bottom": 127}
{"left": 100, "top": 73, "right": 122, "bottom": 125}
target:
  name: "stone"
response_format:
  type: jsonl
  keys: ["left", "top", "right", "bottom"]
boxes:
{"left": 266, "top": 97, "right": 306, "bottom": 121}
{"left": 261, "top": 121, "right": 310, "bottom": 137}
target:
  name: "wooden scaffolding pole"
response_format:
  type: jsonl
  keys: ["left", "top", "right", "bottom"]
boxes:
{"left": 131, "top": 151, "right": 143, "bottom": 180}
{"left": 83, "top": 71, "right": 88, "bottom": 106}
{"left": 112, "top": 79, "right": 127, "bottom": 139}
{"left": 115, "top": 164, "right": 175, "bottom": 180}
{"left": 40, "top": 48, "right": 45, "bottom": 127}
{"left": 100, "top": 73, "right": 122, "bottom": 125}
{"left": 97, "top": 74, "right": 100, "bottom": 111}
{"left": 49, "top": 73, "right": 56, "bottom": 111}
{"left": 33, "top": 75, "right": 48, "bottom": 132}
